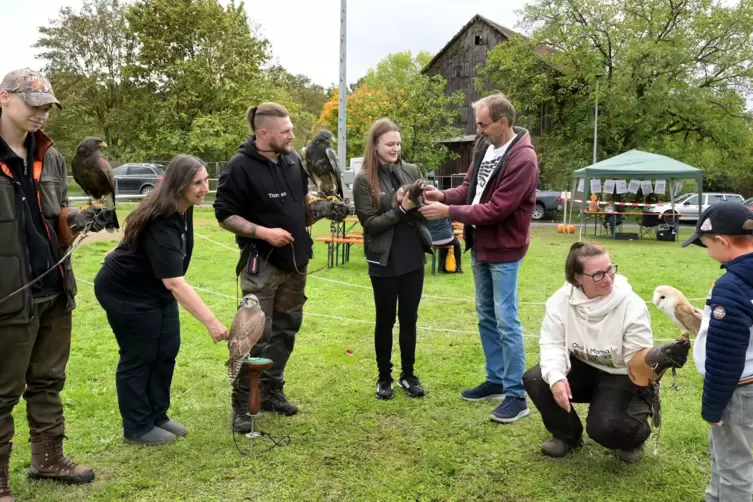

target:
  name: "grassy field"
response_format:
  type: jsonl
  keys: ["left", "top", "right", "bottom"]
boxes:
{"left": 7, "top": 206, "right": 725, "bottom": 501}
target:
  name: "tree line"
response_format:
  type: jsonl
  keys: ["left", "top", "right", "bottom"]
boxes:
{"left": 34, "top": 0, "right": 459, "bottom": 173}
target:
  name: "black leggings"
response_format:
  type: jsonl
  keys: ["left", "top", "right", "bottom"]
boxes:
{"left": 523, "top": 356, "right": 653, "bottom": 450}
{"left": 370, "top": 268, "right": 424, "bottom": 380}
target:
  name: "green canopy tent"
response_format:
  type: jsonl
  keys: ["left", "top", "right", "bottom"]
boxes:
{"left": 569, "top": 150, "right": 704, "bottom": 241}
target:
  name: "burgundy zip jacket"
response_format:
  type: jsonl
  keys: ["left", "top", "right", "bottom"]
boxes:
{"left": 444, "top": 128, "right": 539, "bottom": 263}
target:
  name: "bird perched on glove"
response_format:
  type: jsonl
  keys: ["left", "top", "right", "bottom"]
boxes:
{"left": 71, "top": 137, "right": 119, "bottom": 230}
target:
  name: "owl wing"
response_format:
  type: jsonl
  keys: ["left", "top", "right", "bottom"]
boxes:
{"left": 675, "top": 302, "right": 702, "bottom": 337}
{"left": 325, "top": 147, "right": 344, "bottom": 198}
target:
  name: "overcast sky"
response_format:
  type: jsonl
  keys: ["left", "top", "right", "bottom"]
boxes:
{"left": 1, "top": 0, "right": 528, "bottom": 87}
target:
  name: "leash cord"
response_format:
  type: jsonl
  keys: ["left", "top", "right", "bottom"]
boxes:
{"left": 0, "top": 221, "right": 94, "bottom": 306}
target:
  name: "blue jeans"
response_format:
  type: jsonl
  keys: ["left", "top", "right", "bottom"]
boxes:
{"left": 471, "top": 251, "right": 526, "bottom": 398}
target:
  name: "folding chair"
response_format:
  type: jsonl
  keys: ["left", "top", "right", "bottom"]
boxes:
{"left": 639, "top": 213, "right": 661, "bottom": 238}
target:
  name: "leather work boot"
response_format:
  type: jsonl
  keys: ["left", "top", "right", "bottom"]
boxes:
{"left": 260, "top": 381, "right": 299, "bottom": 416}
{"left": 27, "top": 434, "right": 95, "bottom": 485}
{"left": 0, "top": 442, "right": 14, "bottom": 502}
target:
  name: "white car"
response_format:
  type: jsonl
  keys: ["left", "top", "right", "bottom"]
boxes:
{"left": 650, "top": 192, "right": 745, "bottom": 222}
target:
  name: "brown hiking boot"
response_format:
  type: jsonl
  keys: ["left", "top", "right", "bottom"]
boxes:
{"left": 0, "top": 442, "right": 14, "bottom": 502}
{"left": 27, "top": 434, "right": 95, "bottom": 485}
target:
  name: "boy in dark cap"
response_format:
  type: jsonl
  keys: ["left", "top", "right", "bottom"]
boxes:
{"left": 683, "top": 201, "right": 753, "bottom": 502}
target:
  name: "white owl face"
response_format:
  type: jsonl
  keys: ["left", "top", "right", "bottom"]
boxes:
{"left": 653, "top": 285, "right": 679, "bottom": 314}
{"left": 240, "top": 294, "right": 260, "bottom": 309}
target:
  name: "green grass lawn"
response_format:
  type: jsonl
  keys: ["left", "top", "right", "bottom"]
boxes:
{"left": 7, "top": 206, "right": 725, "bottom": 501}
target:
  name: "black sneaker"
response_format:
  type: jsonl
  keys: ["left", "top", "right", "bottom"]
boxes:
{"left": 260, "top": 381, "right": 299, "bottom": 416}
{"left": 376, "top": 377, "right": 394, "bottom": 400}
{"left": 232, "top": 412, "right": 253, "bottom": 433}
{"left": 398, "top": 373, "right": 426, "bottom": 398}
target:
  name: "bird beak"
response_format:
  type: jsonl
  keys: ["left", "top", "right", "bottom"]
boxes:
{"left": 99, "top": 141, "right": 108, "bottom": 148}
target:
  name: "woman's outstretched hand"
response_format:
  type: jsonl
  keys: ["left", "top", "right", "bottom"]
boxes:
{"left": 206, "top": 318, "right": 230, "bottom": 343}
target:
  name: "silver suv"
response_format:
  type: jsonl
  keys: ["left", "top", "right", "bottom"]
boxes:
{"left": 651, "top": 192, "right": 745, "bottom": 222}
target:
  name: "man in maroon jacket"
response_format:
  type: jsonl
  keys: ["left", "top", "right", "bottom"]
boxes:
{"left": 421, "top": 92, "right": 539, "bottom": 423}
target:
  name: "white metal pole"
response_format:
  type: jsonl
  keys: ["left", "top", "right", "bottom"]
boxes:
{"left": 593, "top": 76, "right": 600, "bottom": 165}
{"left": 337, "top": 0, "right": 347, "bottom": 172}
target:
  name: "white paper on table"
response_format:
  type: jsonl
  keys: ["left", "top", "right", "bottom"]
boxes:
{"left": 641, "top": 180, "right": 653, "bottom": 194}
{"left": 615, "top": 180, "right": 627, "bottom": 194}
{"left": 603, "top": 179, "right": 615, "bottom": 194}
{"left": 627, "top": 179, "right": 640, "bottom": 194}
{"left": 577, "top": 179, "right": 584, "bottom": 192}
{"left": 654, "top": 180, "right": 666, "bottom": 194}
{"left": 590, "top": 179, "right": 602, "bottom": 195}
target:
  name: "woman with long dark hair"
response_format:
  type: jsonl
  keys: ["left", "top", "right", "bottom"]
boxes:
{"left": 94, "top": 155, "right": 229, "bottom": 445}
{"left": 353, "top": 118, "right": 433, "bottom": 400}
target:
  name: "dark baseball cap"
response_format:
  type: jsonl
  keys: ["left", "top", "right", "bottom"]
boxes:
{"left": 0, "top": 68, "right": 61, "bottom": 109}
{"left": 682, "top": 201, "right": 753, "bottom": 247}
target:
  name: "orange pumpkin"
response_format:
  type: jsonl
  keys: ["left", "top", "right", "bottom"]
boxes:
{"left": 567, "top": 225, "right": 577, "bottom": 234}
{"left": 557, "top": 224, "right": 565, "bottom": 233}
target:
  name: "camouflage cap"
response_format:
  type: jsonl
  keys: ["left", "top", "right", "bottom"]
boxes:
{"left": 0, "top": 68, "right": 61, "bottom": 109}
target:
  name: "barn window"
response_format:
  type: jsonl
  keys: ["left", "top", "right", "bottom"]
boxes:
{"left": 474, "top": 35, "right": 483, "bottom": 45}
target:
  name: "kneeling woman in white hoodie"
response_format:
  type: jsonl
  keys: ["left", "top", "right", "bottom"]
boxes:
{"left": 523, "top": 242, "right": 688, "bottom": 462}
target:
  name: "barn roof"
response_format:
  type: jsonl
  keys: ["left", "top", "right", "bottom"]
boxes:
{"left": 422, "top": 14, "right": 554, "bottom": 74}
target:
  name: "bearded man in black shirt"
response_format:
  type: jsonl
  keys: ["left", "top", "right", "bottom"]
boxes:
{"left": 214, "top": 102, "right": 315, "bottom": 429}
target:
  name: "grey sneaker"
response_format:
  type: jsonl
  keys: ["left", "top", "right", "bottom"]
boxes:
{"left": 156, "top": 420, "right": 187, "bottom": 437}
{"left": 617, "top": 446, "right": 644, "bottom": 463}
{"left": 541, "top": 436, "right": 582, "bottom": 458}
{"left": 125, "top": 427, "right": 176, "bottom": 445}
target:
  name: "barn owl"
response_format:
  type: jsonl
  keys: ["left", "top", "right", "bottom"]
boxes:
{"left": 226, "top": 294, "right": 266, "bottom": 384}
{"left": 652, "top": 285, "right": 703, "bottom": 338}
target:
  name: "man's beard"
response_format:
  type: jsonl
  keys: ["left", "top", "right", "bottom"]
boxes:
{"left": 270, "top": 138, "right": 293, "bottom": 155}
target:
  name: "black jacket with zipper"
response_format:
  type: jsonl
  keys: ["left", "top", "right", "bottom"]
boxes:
{"left": 353, "top": 162, "right": 432, "bottom": 267}
{"left": 0, "top": 125, "right": 77, "bottom": 326}
{"left": 214, "top": 137, "right": 313, "bottom": 272}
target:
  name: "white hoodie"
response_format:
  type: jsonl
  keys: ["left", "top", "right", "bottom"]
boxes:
{"left": 539, "top": 274, "right": 654, "bottom": 388}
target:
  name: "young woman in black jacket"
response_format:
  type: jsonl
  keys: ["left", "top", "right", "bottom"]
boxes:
{"left": 353, "top": 118, "right": 432, "bottom": 400}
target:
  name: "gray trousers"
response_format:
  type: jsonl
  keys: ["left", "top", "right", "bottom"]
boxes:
{"left": 705, "top": 384, "right": 753, "bottom": 502}
{"left": 231, "top": 260, "right": 307, "bottom": 412}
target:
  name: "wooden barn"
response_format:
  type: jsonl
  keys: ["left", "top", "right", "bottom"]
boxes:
{"left": 422, "top": 14, "right": 551, "bottom": 188}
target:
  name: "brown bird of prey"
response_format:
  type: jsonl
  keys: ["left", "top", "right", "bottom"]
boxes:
{"left": 392, "top": 179, "right": 427, "bottom": 210}
{"left": 226, "top": 294, "right": 266, "bottom": 384}
{"left": 71, "top": 137, "right": 119, "bottom": 229}
{"left": 301, "top": 130, "right": 344, "bottom": 202}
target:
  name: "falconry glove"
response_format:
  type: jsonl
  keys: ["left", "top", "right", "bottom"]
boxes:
{"left": 306, "top": 199, "right": 352, "bottom": 225}
{"left": 66, "top": 206, "right": 116, "bottom": 235}
{"left": 644, "top": 337, "right": 691, "bottom": 373}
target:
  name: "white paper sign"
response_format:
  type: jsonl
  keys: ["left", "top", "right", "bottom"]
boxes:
{"left": 615, "top": 180, "right": 627, "bottom": 194}
{"left": 641, "top": 180, "right": 653, "bottom": 194}
{"left": 577, "top": 179, "right": 584, "bottom": 192}
{"left": 590, "top": 179, "right": 602, "bottom": 195}
{"left": 654, "top": 180, "right": 666, "bottom": 194}
{"left": 628, "top": 179, "right": 641, "bottom": 194}
{"left": 603, "top": 179, "right": 615, "bottom": 194}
